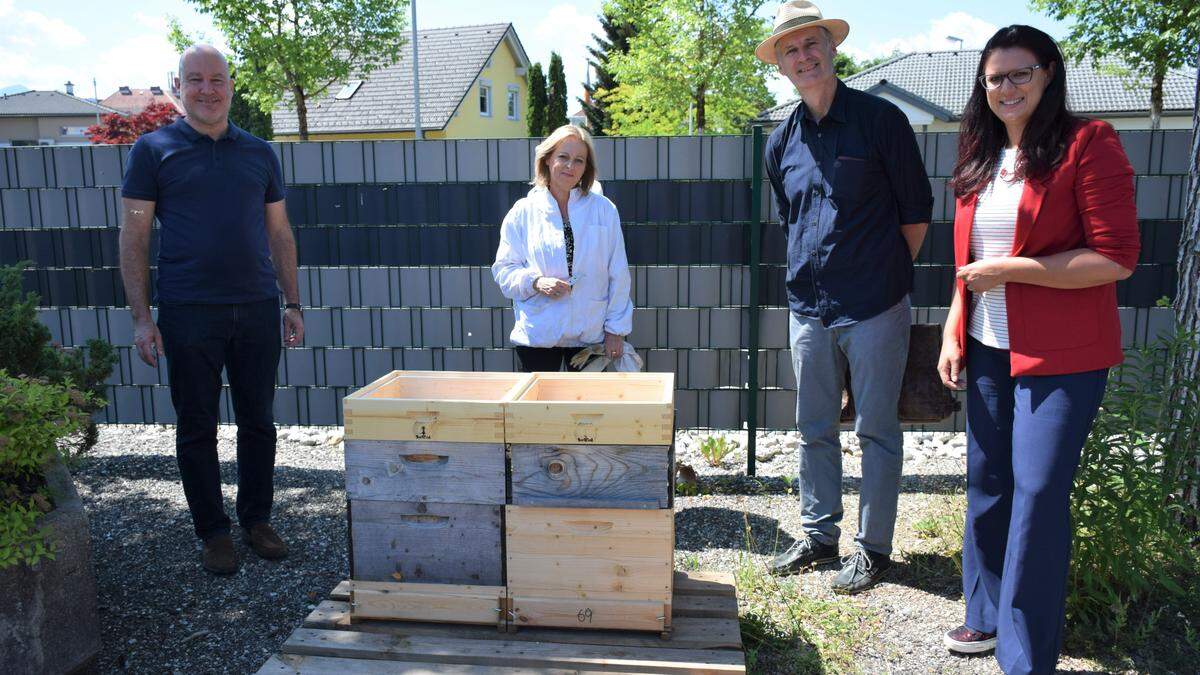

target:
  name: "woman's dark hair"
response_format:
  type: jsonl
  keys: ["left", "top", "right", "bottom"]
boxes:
{"left": 951, "top": 25, "right": 1078, "bottom": 198}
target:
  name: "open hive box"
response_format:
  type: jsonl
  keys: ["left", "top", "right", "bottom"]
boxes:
{"left": 342, "top": 370, "right": 677, "bottom": 634}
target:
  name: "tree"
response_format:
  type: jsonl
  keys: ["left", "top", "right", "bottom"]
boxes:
{"left": 85, "top": 102, "right": 180, "bottom": 144}
{"left": 185, "top": 0, "right": 409, "bottom": 140}
{"left": 229, "top": 66, "right": 274, "bottom": 140}
{"left": 527, "top": 62, "right": 547, "bottom": 137}
{"left": 834, "top": 52, "right": 895, "bottom": 79}
{"left": 167, "top": 18, "right": 273, "bottom": 140}
{"left": 582, "top": 11, "right": 637, "bottom": 136}
{"left": 546, "top": 52, "right": 569, "bottom": 132}
{"left": 1177, "top": 46, "right": 1200, "bottom": 525}
{"left": 604, "top": 0, "right": 776, "bottom": 135}
{"left": 1030, "top": 0, "right": 1199, "bottom": 130}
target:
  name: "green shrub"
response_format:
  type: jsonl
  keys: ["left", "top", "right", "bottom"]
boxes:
{"left": 698, "top": 434, "right": 737, "bottom": 467}
{"left": 0, "top": 262, "right": 115, "bottom": 457}
{"left": 1068, "top": 330, "right": 1200, "bottom": 644}
{"left": 0, "top": 372, "right": 92, "bottom": 567}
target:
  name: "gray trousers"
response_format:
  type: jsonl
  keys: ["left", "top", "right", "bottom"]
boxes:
{"left": 789, "top": 296, "right": 910, "bottom": 555}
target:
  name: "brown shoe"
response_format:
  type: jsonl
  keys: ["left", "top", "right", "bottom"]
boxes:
{"left": 242, "top": 523, "right": 289, "bottom": 560}
{"left": 202, "top": 534, "right": 238, "bottom": 575}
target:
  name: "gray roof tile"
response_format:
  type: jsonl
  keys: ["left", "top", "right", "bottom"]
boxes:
{"left": 272, "top": 22, "right": 525, "bottom": 134}
{"left": 759, "top": 50, "right": 1196, "bottom": 123}
{"left": 0, "top": 90, "right": 122, "bottom": 117}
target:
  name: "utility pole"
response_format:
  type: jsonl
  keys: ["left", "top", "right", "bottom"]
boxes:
{"left": 411, "top": 0, "right": 423, "bottom": 139}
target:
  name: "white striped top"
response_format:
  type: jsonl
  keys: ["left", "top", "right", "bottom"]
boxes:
{"left": 968, "top": 148, "right": 1023, "bottom": 350}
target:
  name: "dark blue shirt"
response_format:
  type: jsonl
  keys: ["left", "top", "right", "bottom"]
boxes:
{"left": 765, "top": 80, "right": 932, "bottom": 327}
{"left": 121, "top": 118, "right": 285, "bottom": 304}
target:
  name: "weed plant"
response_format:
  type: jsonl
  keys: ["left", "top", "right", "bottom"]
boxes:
{"left": 1067, "top": 331, "right": 1200, "bottom": 648}
{"left": 699, "top": 434, "right": 738, "bottom": 467}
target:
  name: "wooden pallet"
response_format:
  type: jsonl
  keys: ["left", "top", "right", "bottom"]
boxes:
{"left": 257, "top": 570, "right": 746, "bottom": 674}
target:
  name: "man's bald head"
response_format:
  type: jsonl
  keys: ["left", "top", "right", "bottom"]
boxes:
{"left": 176, "top": 44, "right": 233, "bottom": 135}
{"left": 178, "top": 44, "right": 230, "bottom": 82}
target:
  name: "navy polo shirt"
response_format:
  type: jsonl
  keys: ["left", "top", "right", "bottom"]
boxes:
{"left": 765, "top": 80, "right": 932, "bottom": 327}
{"left": 121, "top": 118, "right": 285, "bottom": 304}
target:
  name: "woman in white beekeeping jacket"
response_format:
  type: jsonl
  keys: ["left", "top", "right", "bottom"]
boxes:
{"left": 492, "top": 124, "right": 633, "bottom": 372}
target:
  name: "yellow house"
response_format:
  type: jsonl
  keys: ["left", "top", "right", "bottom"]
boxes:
{"left": 272, "top": 23, "right": 530, "bottom": 140}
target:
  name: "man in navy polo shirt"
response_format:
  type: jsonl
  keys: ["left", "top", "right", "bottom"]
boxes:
{"left": 755, "top": 2, "right": 932, "bottom": 594}
{"left": 119, "top": 44, "right": 304, "bottom": 575}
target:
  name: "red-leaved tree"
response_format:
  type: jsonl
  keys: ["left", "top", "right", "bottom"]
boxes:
{"left": 86, "top": 101, "right": 181, "bottom": 144}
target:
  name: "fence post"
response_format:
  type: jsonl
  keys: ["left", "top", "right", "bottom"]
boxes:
{"left": 746, "top": 125, "right": 764, "bottom": 476}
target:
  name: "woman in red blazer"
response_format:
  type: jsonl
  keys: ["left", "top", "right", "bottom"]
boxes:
{"left": 935, "top": 26, "right": 1139, "bottom": 674}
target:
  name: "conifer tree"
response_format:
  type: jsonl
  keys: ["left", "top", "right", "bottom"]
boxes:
{"left": 546, "top": 52, "right": 569, "bottom": 131}
{"left": 582, "top": 11, "right": 636, "bottom": 136}
{"left": 526, "top": 62, "right": 547, "bottom": 137}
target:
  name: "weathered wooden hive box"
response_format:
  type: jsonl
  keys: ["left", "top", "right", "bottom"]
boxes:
{"left": 342, "top": 370, "right": 530, "bottom": 588}
{"left": 504, "top": 372, "right": 676, "bottom": 633}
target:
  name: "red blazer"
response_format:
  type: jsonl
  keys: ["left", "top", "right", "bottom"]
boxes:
{"left": 953, "top": 119, "right": 1140, "bottom": 376}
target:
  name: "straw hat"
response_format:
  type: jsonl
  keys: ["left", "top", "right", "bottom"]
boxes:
{"left": 755, "top": 1, "right": 850, "bottom": 64}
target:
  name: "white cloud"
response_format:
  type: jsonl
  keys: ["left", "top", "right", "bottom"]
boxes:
{"left": 0, "top": 2, "right": 87, "bottom": 50}
{"left": 845, "top": 12, "right": 998, "bottom": 61}
{"left": 91, "top": 32, "right": 184, "bottom": 97}
{"left": 530, "top": 3, "right": 602, "bottom": 113}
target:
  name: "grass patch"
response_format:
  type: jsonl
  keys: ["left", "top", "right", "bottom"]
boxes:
{"left": 909, "top": 494, "right": 965, "bottom": 576}
{"left": 735, "top": 513, "right": 878, "bottom": 673}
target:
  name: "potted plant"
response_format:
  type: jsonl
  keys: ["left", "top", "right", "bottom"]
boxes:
{"left": 0, "top": 263, "right": 115, "bottom": 672}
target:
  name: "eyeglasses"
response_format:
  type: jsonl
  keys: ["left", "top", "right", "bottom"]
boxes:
{"left": 978, "top": 64, "right": 1045, "bottom": 90}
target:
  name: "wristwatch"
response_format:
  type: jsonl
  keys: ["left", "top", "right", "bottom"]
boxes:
{"left": 284, "top": 302, "right": 302, "bottom": 313}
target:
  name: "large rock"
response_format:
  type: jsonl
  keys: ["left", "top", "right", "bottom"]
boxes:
{"left": 0, "top": 461, "right": 101, "bottom": 674}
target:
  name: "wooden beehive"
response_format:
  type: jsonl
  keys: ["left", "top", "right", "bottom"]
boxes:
{"left": 504, "top": 372, "right": 676, "bottom": 633}
{"left": 342, "top": 371, "right": 531, "bottom": 586}
{"left": 341, "top": 370, "right": 677, "bottom": 633}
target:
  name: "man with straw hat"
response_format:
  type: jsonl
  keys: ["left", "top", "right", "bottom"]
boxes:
{"left": 757, "top": 1, "right": 932, "bottom": 594}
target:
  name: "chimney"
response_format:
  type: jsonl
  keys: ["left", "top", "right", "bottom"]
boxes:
{"left": 64, "top": 81, "right": 75, "bottom": 96}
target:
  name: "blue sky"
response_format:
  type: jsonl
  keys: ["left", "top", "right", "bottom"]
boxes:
{"left": 1, "top": 0, "right": 1068, "bottom": 109}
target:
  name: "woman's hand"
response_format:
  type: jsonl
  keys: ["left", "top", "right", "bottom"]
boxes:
{"left": 956, "top": 258, "right": 1012, "bottom": 293}
{"left": 534, "top": 276, "right": 572, "bottom": 299}
{"left": 937, "top": 336, "right": 966, "bottom": 390}
{"left": 604, "top": 332, "right": 624, "bottom": 359}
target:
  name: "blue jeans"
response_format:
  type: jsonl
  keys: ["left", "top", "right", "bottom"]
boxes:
{"left": 158, "top": 299, "right": 282, "bottom": 541}
{"left": 789, "top": 296, "right": 910, "bottom": 555}
{"left": 962, "top": 337, "right": 1107, "bottom": 675}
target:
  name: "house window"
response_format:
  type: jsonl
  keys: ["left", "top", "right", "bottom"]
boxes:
{"left": 506, "top": 86, "right": 519, "bottom": 120}
{"left": 479, "top": 82, "right": 492, "bottom": 117}
{"left": 334, "top": 80, "right": 364, "bottom": 100}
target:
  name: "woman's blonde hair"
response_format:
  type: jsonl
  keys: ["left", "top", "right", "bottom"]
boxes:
{"left": 531, "top": 124, "right": 597, "bottom": 194}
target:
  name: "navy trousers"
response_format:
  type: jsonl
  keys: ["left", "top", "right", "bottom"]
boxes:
{"left": 158, "top": 299, "right": 282, "bottom": 541}
{"left": 962, "top": 337, "right": 1107, "bottom": 675}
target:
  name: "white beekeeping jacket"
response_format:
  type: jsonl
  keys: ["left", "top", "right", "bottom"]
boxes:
{"left": 491, "top": 186, "right": 633, "bottom": 348}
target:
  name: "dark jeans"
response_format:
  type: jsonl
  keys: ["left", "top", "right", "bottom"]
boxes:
{"left": 514, "top": 346, "right": 583, "bottom": 373}
{"left": 962, "top": 337, "right": 1107, "bottom": 675}
{"left": 158, "top": 299, "right": 281, "bottom": 541}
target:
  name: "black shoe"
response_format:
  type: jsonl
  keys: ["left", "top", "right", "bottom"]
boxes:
{"left": 242, "top": 522, "right": 289, "bottom": 560}
{"left": 943, "top": 624, "right": 997, "bottom": 654}
{"left": 201, "top": 534, "right": 238, "bottom": 575}
{"left": 769, "top": 537, "right": 840, "bottom": 576}
{"left": 830, "top": 548, "right": 891, "bottom": 594}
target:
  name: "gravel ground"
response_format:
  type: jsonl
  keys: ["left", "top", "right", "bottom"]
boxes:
{"left": 76, "top": 424, "right": 1117, "bottom": 674}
